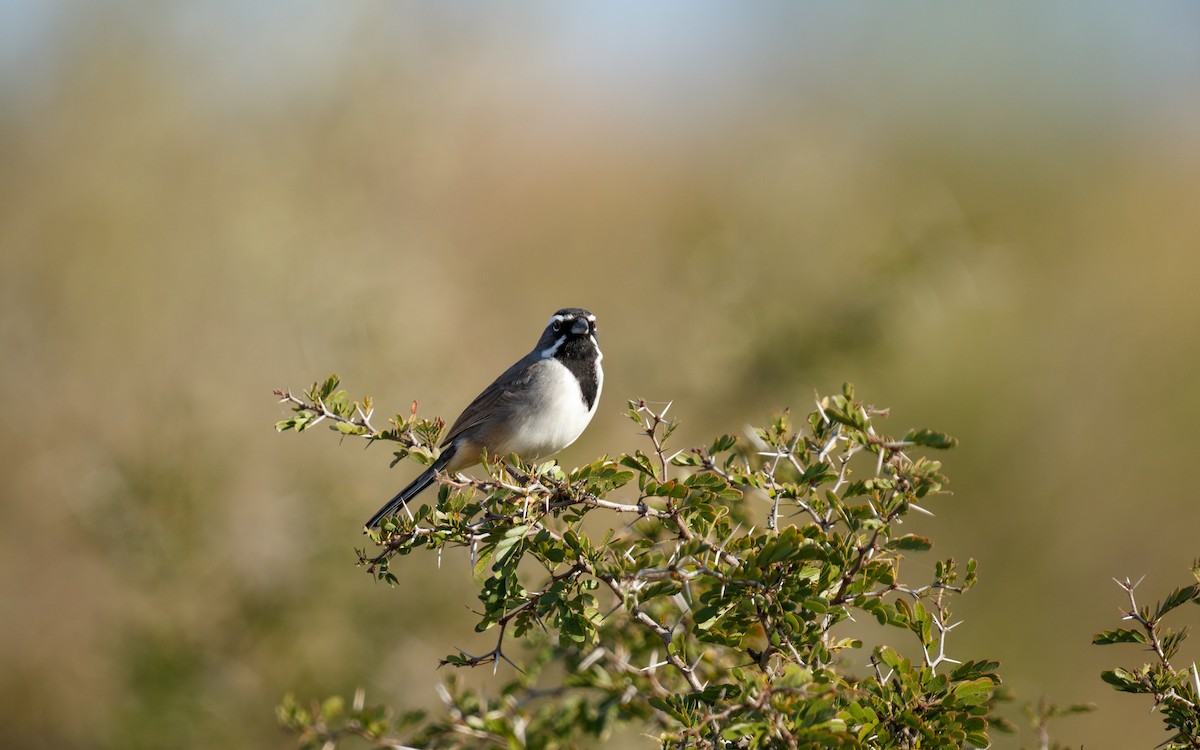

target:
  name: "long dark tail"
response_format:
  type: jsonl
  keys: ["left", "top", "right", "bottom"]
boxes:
{"left": 364, "top": 446, "right": 456, "bottom": 530}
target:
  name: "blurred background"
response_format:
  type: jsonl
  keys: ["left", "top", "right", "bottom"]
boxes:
{"left": 3, "top": 2, "right": 1199, "bottom": 748}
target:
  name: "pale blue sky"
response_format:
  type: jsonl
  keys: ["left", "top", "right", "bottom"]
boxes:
{"left": 2, "top": 2, "right": 1198, "bottom": 140}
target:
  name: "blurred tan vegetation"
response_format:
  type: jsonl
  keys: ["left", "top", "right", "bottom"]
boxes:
{"left": 2, "top": 4, "right": 1199, "bottom": 748}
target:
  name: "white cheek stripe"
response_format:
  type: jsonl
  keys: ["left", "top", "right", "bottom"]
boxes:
{"left": 590, "top": 359, "right": 604, "bottom": 417}
{"left": 540, "top": 334, "right": 566, "bottom": 359}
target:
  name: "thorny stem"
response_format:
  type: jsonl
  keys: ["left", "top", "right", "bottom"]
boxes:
{"left": 275, "top": 388, "right": 436, "bottom": 455}
{"left": 675, "top": 685, "right": 804, "bottom": 750}
{"left": 1118, "top": 577, "right": 1173, "bottom": 667}
{"left": 633, "top": 399, "right": 678, "bottom": 481}
{"left": 275, "top": 388, "right": 379, "bottom": 437}
{"left": 1115, "top": 577, "right": 1200, "bottom": 735}
{"left": 443, "top": 563, "right": 587, "bottom": 672}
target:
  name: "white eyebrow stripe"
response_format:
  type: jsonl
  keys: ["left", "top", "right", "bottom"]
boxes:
{"left": 547, "top": 313, "right": 568, "bottom": 327}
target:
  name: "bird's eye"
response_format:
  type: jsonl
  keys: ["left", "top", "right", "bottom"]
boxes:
{"left": 552, "top": 321, "right": 562, "bottom": 332}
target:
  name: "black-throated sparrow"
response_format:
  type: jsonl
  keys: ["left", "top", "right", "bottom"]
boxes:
{"left": 365, "top": 308, "right": 603, "bottom": 529}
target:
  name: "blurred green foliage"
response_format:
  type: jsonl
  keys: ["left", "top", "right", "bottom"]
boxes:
{"left": 2, "top": 4, "right": 1199, "bottom": 749}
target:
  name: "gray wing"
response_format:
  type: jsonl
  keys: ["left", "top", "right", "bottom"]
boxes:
{"left": 440, "top": 352, "right": 538, "bottom": 447}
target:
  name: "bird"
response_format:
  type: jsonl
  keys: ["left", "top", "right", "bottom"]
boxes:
{"left": 364, "top": 307, "right": 603, "bottom": 530}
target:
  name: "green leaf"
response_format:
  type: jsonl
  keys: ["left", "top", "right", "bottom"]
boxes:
{"left": 1092, "top": 628, "right": 1149, "bottom": 646}
{"left": 698, "top": 683, "right": 742, "bottom": 704}
{"left": 336, "top": 421, "right": 365, "bottom": 435}
{"left": 648, "top": 479, "right": 688, "bottom": 498}
{"left": 1155, "top": 583, "right": 1200, "bottom": 619}
{"left": 901, "top": 428, "right": 959, "bottom": 450}
{"left": 493, "top": 525, "right": 529, "bottom": 565}
{"left": 710, "top": 434, "right": 737, "bottom": 454}
{"left": 619, "top": 451, "right": 657, "bottom": 477}
{"left": 776, "top": 664, "right": 814, "bottom": 688}
{"left": 648, "top": 695, "right": 692, "bottom": 725}
{"left": 1100, "top": 668, "right": 1144, "bottom": 693}
{"left": 472, "top": 547, "right": 493, "bottom": 577}
{"left": 1038, "top": 702, "right": 1097, "bottom": 719}
{"left": 886, "top": 534, "right": 933, "bottom": 552}
{"left": 876, "top": 645, "right": 907, "bottom": 672}
{"left": 802, "top": 598, "right": 829, "bottom": 615}
{"left": 317, "top": 374, "right": 341, "bottom": 399}
{"left": 752, "top": 538, "right": 811, "bottom": 567}
{"left": 320, "top": 695, "right": 345, "bottom": 722}
{"left": 952, "top": 678, "right": 995, "bottom": 706}
{"left": 694, "top": 602, "right": 735, "bottom": 631}
{"left": 950, "top": 660, "right": 1001, "bottom": 681}
{"left": 684, "top": 472, "right": 729, "bottom": 491}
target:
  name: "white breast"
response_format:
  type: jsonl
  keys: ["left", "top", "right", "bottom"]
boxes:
{"left": 504, "top": 358, "right": 600, "bottom": 461}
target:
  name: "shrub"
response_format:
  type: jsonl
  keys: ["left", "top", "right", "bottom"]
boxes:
{"left": 274, "top": 377, "right": 1005, "bottom": 748}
